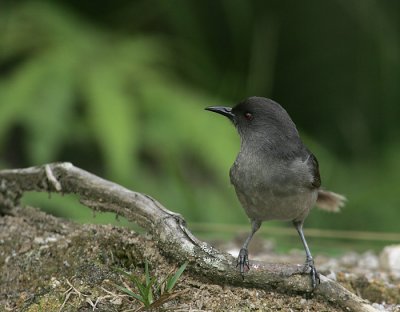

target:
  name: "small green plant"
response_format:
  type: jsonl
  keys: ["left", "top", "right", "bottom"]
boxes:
{"left": 115, "top": 260, "right": 188, "bottom": 310}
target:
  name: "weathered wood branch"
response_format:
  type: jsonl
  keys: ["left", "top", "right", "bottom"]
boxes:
{"left": 0, "top": 162, "right": 377, "bottom": 312}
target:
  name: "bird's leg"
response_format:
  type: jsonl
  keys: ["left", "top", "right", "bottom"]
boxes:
{"left": 237, "top": 220, "right": 261, "bottom": 278}
{"left": 293, "top": 220, "right": 320, "bottom": 289}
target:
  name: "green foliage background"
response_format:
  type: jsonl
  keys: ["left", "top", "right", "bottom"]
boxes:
{"left": 1, "top": 1, "right": 399, "bottom": 245}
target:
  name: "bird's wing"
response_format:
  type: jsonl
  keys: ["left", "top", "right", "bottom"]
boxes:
{"left": 306, "top": 153, "right": 321, "bottom": 189}
{"left": 306, "top": 153, "right": 347, "bottom": 211}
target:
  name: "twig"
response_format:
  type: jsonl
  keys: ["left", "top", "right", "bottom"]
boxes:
{"left": 59, "top": 279, "right": 83, "bottom": 312}
{"left": 45, "top": 164, "right": 62, "bottom": 192}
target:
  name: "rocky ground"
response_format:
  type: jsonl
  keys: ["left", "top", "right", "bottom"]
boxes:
{"left": 0, "top": 206, "right": 399, "bottom": 311}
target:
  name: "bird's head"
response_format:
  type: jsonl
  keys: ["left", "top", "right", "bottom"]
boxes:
{"left": 205, "top": 97, "right": 299, "bottom": 145}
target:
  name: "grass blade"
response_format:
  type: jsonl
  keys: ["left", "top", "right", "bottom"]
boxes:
{"left": 114, "top": 267, "right": 132, "bottom": 278}
{"left": 145, "top": 261, "right": 150, "bottom": 286}
{"left": 146, "top": 275, "right": 157, "bottom": 305}
{"left": 115, "top": 285, "right": 144, "bottom": 302}
{"left": 165, "top": 262, "right": 187, "bottom": 292}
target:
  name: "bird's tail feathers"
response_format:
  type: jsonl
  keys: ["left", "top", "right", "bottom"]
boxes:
{"left": 316, "top": 190, "right": 346, "bottom": 212}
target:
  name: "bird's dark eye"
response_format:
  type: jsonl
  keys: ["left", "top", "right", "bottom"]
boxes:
{"left": 244, "top": 112, "right": 253, "bottom": 121}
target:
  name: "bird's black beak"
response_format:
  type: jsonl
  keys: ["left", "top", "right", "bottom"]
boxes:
{"left": 205, "top": 106, "right": 235, "bottom": 120}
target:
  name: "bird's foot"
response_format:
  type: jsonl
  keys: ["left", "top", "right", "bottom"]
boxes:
{"left": 303, "top": 258, "right": 320, "bottom": 289}
{"left": 236, "top": 248, "right": 250, "bottom": 278}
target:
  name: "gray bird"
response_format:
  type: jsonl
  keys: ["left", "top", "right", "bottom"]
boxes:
{"left": 205, "top": 96, "right": 346, "bottom": 288}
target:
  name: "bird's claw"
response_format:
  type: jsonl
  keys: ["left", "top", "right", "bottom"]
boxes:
{"left": 236, "top": 248, "right": 250, "bottom": 278}
{"left": 304, "top": 259, "right": 320, "bottom": 289}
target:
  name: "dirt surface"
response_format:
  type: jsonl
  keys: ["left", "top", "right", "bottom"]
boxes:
{"left": 0, "top": 206, "right": 399, "bottom": 311}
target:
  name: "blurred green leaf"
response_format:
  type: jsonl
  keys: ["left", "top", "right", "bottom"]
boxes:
{"left": 1, "top": 0, "right": 400, "bottom": 241}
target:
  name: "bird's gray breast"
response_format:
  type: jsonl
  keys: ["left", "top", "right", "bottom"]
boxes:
{"left": 229, "top": 152, "right": 317, "bottom": 222}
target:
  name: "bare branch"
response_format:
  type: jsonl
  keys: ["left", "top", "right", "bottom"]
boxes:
{"left": 0, "top": 163, "right": 378, "bottom": 312}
